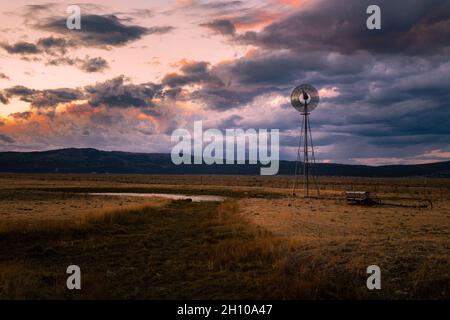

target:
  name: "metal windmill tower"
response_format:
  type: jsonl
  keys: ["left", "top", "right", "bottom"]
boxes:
{"left": 290, "top": 84, "right": 320, "bottom": 198}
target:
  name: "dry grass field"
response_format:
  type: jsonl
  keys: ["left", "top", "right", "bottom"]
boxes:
{"left": 0, "top": 174, "right": 448, "bottom": 299}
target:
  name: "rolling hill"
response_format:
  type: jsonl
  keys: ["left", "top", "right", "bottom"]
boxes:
{"left": 0, "top": 148, "right": 449, "bottom": 177}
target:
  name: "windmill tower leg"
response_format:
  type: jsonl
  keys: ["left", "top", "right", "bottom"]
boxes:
{"left": 291, "top": 113, "right": 304, "bottom": 197}
{"left": 308, "top": 115, "right": 321, "bottom": 197}
{"left": 304, "top": 112, "right": 309, "bottom": 197}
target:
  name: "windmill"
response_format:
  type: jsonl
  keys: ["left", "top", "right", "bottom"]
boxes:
{"left": 290, "top": 84, "right": 320, "bottom": 198}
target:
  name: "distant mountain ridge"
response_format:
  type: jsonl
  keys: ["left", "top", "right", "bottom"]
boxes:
{"left": 0, "top": 148, "right": 449, "bottom": 177}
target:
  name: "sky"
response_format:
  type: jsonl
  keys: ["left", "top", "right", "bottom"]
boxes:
{"left": 0, "top": 0, "right": 449, "bottom": 165}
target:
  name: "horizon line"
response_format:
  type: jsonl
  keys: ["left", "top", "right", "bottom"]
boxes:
{"left": 0, "top": 147, "right": 449, "bottom": 168}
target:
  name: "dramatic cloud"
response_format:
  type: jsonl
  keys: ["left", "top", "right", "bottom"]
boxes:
{"left": 0, "top": 76, "right": 168, "bottom": 110}
{"left": 36, "top": 36, "right": 76, "bottom": 55}
{"left": 162, "top": 61, "right": 221, "bottom": 87}
{"left": 0, "top": 0, "right": 449, "bottom": 164}
{"left": 0, "top": 102, "right": 176, "bottom": 152}
{"left": 47, "top": 56, "right": 109, "bottom": 73}
{"left": 1, "top": 37, "right": 108, "bottom": 73}
{"left": 1, "top": 37, "right": 76, "bottom": 57}
{"left": 0, "top": 73, "right": 9, "bottom": 80}
{"left": 77, "top": 57, "right": 109, "bottom": 73}
{"left": 1, "top": 86, "right": 84, "bottom": 108}
{"left": 40, "top": 14, "right": 174, "bottom": 47}
{"left": 0, "top": 74, "right": 182, "bottom": 151}
{"left": 201, "top": 19, "right": 236, "bottom": 35}
{"left": 238, "top": 0, "right": 450, "bottom": 55}
{"left": 1, "top": 42, "right": 41, "bottom": 54}
{"left": 85, "top": 76, "right": 163, "bottom": 108}
{"left": 163, "top": 0, "right": 450, "bottom": 163}
{"left": 160, "top": 60, "right": 265, "bottom": 109}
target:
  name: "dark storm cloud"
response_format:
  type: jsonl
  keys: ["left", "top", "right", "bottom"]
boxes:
{"left": 307, "top": 95, "right": 450, "bottom": 159}
{"left": 78, "top": 57, "right": 109, "bottom": 73}
{"left": 186, "top": 7, "right": 450, "bottom": 158}
{"left": 1, "top": 37, "right": 74, "bottom": 57}
{"left": 222, "top": 52, "right": 308, "bottom": 86}
{"left": 200, "top": 19, "right": 236, "bottom": 36}
{"left": 36, "top": 36, "right": 76, "bottom": 55}
{"left": 46, "top": 56, "right": 110, "bottom": 73}
{"left": 33, "top": 88, "right": 85, "bottom": 107}
{"left": 3, "top": 86, "right": 35, "bottom": 97}
{"left": 353, "top": 100, "right": 450, "bottom": 138}
{"left": 161, "top": 51, "right": 369, "bottom": 110}
{"left": 238, "top": 0, "right": 450, "bottom": 55}
{"left": 1, "top": 1, "right": 446, "bottom": 163}
{"left": 182, "top": 0, "right": 450, "bottom": 144}
{"left": 85, "top": 76, "right": 163, "bottom": 108}
{"left": 161, "top": 60, "right": 268, "bottom": 109}
{"left": 191, "top": 85, "right": 271, "bottom": 110}
{"left": 40, "top": 14, "right": 174, "bottom": 47}
{"left": 0, "top": 41, "right": 41, "bottom": 54}
{"left": 181, "top": 61, "right": 210, "bottom": 74}
{"left": 1, "top": 37, "right": 108, "bottom": 73}
{"left": 0, "top": 76, "right": 169, "bottom": 110}
{"left": 0, "top": 37, "right": 75, "bottom": 58}
{"left": 162, "top": 61, "right": 223, "bottom": 88}
{"left": 0, "top": 86, "right": 84, "bottom": 108}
